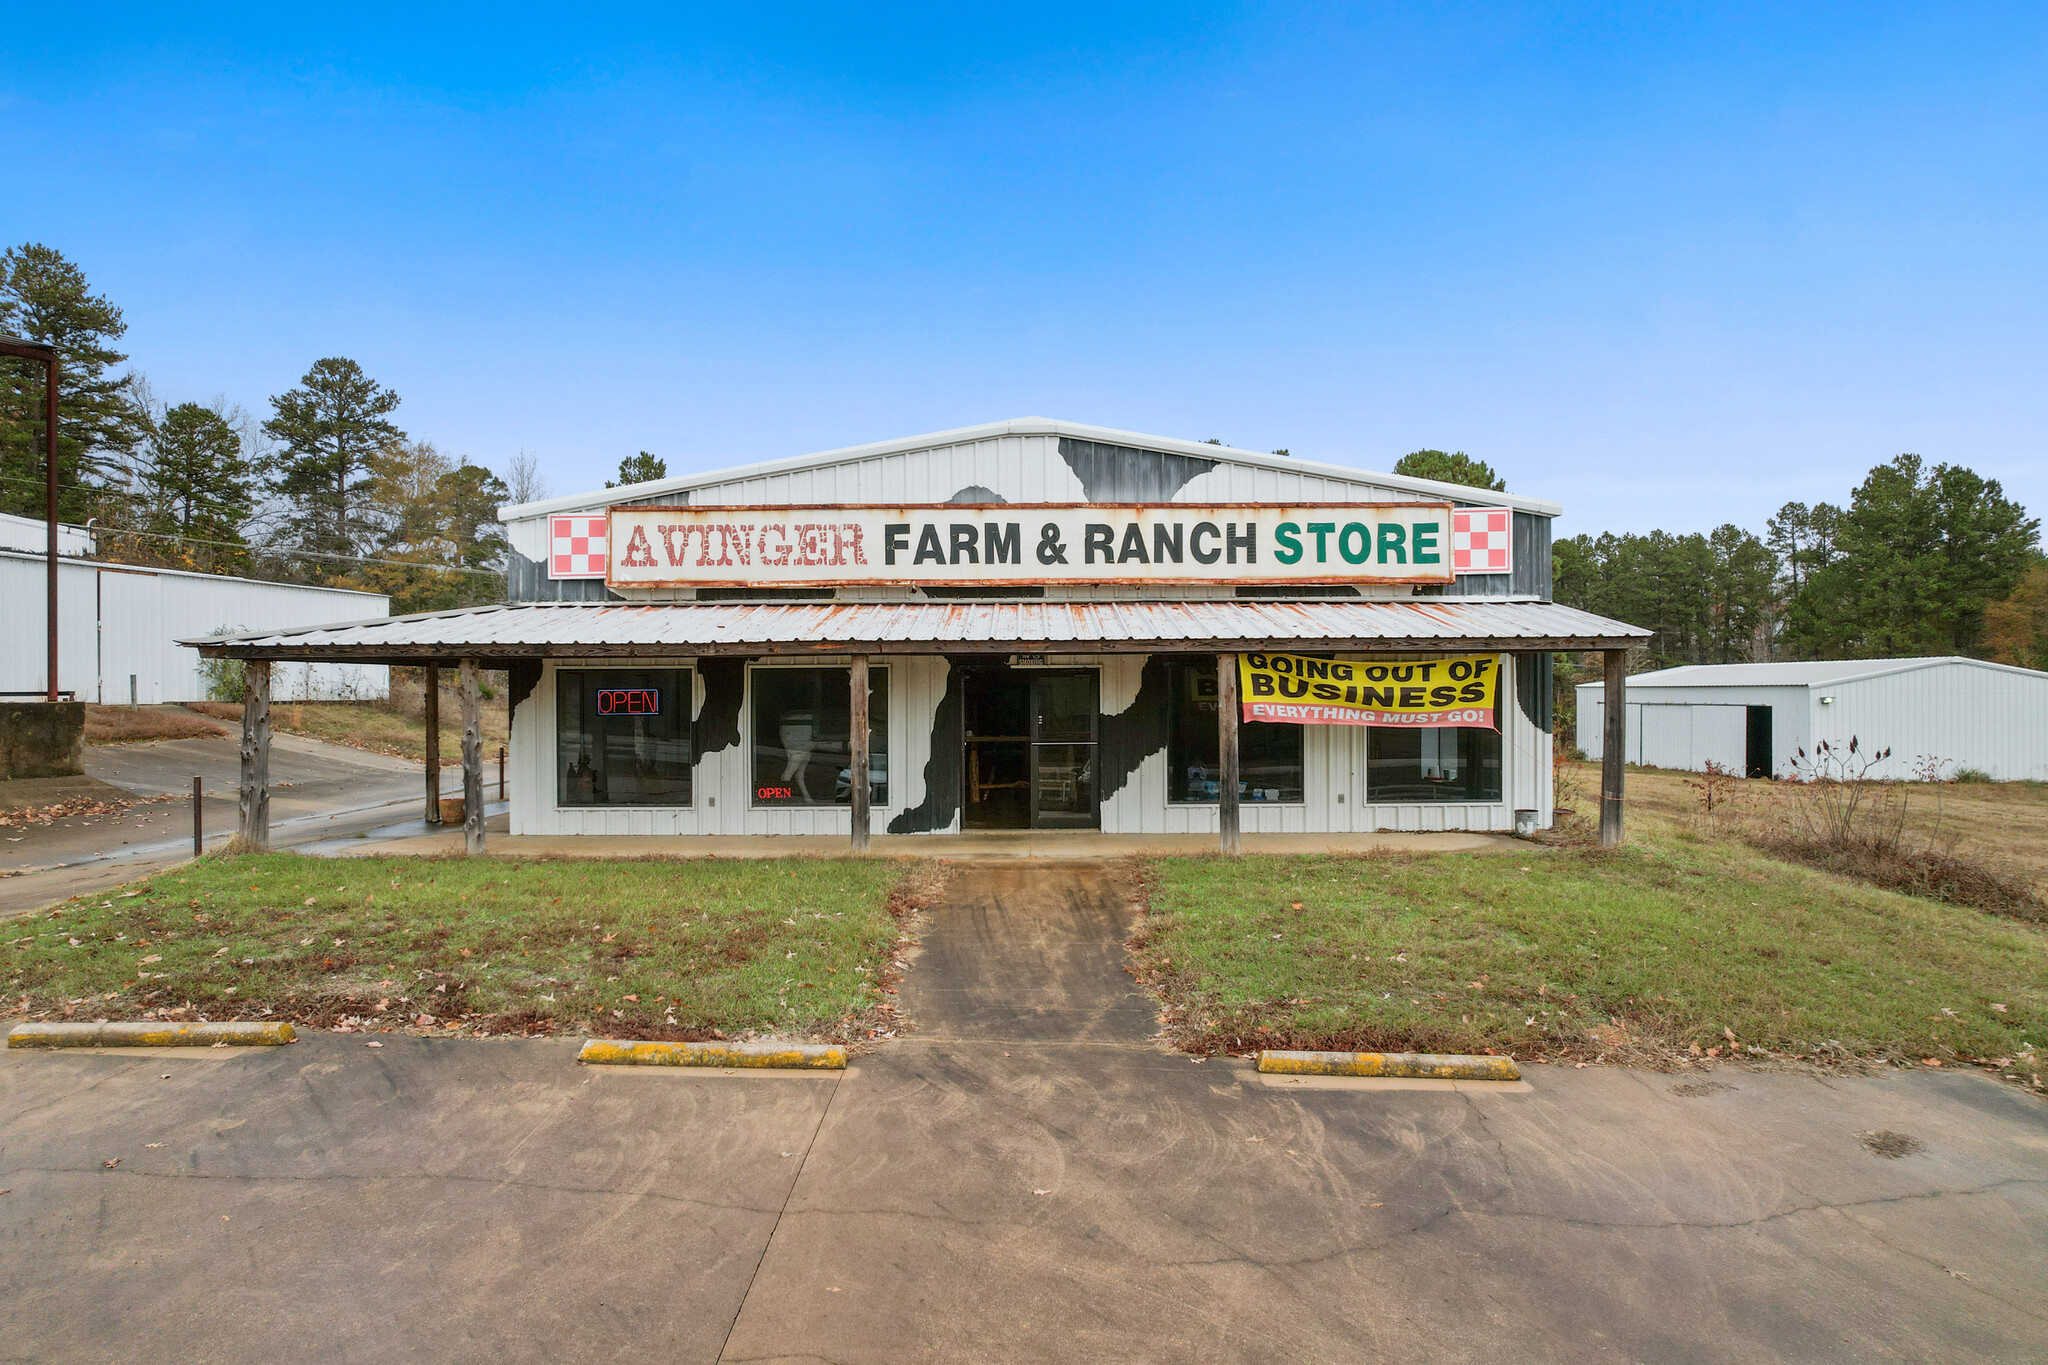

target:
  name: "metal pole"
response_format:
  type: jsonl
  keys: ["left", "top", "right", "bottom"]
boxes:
{"left": 1217, "top": 653, "right": 1241, "bottom": 855}
{"left": 44, "top": 354, "right": 57, "bottom": 703}
{"left": 498, "top": 744, "right": 506, "bottom": 801}
{"left": 849, "top": 654, "right": 871, "bottom": 853}
{"left": 1600, "top": 649, "right": 1627, "bottom": 847}
{"left": 192, "top": 774, "right": 202, "bottom": 857}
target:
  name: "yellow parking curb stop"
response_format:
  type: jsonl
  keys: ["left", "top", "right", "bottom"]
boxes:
{"left": 578, "top": 1039, "right": 846, "bottom": 1070}
{"left": 6, "top": 1021, "right": 298, "bottom": 1049}
{"left": 1256, "top": 1049, "right": 1520, "bottom": 1081}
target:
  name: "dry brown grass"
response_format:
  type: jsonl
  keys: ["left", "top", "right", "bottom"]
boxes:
{"left": 1580, "top": 761, "right": 2048, "bottom": 911}
{"left": 83, "top": 705, "right": 228, "bottom": 745}
{"left": 188, "top": 674, "right": 510, "bottom": 765}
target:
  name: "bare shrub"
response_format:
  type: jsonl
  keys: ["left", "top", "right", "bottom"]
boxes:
{"left": 1750, "top": 737, "right": 2043, "bottom": 919}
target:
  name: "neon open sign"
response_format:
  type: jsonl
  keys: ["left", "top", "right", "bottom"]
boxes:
{"left": 596, "top": 687, "right": 659, "bottom": 716}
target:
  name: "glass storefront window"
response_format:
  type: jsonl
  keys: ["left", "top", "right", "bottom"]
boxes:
{"left": 1367, "top": 726, "right": 1502, "bottom": 803}
{"left": 752, "top": 667, "right": 889, "bottom": 807}
{"left": 557, "top": 669, "right": 694, "bottom": 807}
{"left": 1166, "top": 659, "right": 1305, "bottom": 804}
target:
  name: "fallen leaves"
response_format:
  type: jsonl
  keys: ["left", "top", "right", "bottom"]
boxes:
{"left": 0, "top": 797, "right": 133, "bottom": 829}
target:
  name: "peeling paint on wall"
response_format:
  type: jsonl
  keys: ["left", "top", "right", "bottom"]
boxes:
{"left": 692, "top": 658, "right": 746, "bottom": 758}
{"left": 1097, "top": 655, "right": 1172, "bottom": 804}
{"left": 508, "top": 548, "right": 623, "bottom": 604}
{"left": 1059, "top": 438, "right": 1217, "bottom": 503}
{"left": 1514, "top": 651, "right": 1553, "bottom": 734}
{"left": 888, "top": 660, "right": 961, "bottom": 834}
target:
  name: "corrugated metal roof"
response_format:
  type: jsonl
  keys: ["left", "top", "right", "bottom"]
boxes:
{"left": 1613, "top": 657, "right": 2046, "bottom": 689}
{"left": 187, "top": 598, "right": 1648, "bottom": 659}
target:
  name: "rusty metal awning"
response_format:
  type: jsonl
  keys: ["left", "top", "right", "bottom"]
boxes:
{"left": 186, "top": 599, "right": 1648, "bottom": 662}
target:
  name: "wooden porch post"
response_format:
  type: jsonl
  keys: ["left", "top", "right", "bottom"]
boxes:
{"left": 238, "top": 659, "right": 271, "bottom": 851}
{"left": 849, "top": 654, "right": 871, "bottom": 853}
{"left": 1600, "top": 648, "right": 1627, "bottom": 847}
{"left": 461, "top": 658, "right": 485, "bottom": 855}
{"left": 423, "top": 663, "right": 441, "bottom": 824}
{"left": 1217, "top": 652, "right": 1241, "bottom": 855}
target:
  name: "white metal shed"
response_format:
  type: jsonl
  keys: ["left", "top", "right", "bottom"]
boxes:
{"left": 1, "top": 548, "right": 391, "bottom": 704}
{"left": 1576, "top": 657, "right": 2048, "bottom": 781}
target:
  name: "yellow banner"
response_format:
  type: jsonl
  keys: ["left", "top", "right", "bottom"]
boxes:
{"left": 1238, "top": 653, "right": 1500, "bottom": 728}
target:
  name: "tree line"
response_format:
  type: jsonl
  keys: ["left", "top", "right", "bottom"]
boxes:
{"left": 1552, "top": 460, "right": 2041, "bottom": 669}
{"left": 8, "top": 240, "right": 2042, "bottom": 664}
{"left": 0, "top": 243, "right": 565, "bottom": 613}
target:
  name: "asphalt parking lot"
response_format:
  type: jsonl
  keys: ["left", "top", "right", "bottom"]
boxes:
{"left": 4, "top": 863, "right": 2045, "bottom": 1363}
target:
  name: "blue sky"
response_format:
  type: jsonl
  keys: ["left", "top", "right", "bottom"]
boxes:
{"left": 4, "top": 4, "right": 2044, "bottom": 536}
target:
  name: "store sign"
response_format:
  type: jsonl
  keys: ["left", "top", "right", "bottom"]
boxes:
{"left": 596, "top": 687, "right": 660, "bottom": 716}
{"left": 600, "top": 503, "right": 1462, "bottom": 588}
{"left": 1238, "top": 652, "right": 1500, "bottom": 728}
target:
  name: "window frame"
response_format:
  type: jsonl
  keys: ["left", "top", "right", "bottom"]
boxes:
{"left": 1363, "top": 724, "right": 1506, "bottom": 805}
{"left": 745, "top": 660, "right": 893, "bottom": 811}
{"left": 1164, "top": 657, "right": 1307, "bottom": 807}
{"left": 553, "top": 663, "right": 699, "bottom": 810}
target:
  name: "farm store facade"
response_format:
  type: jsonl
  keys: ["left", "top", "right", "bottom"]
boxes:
{"left": 194, "top": 419, "right": 1648, "bottom": 850}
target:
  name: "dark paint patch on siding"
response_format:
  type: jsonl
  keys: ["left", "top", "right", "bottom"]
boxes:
{"left": 1058, "top": 438, "right": 1217, "bottom": 502}
{"left": 1427, "top": 510, "right": 1552, "bottom": 601}
{"left": 1513, "top": 652, "right": 1554, "bottom": 734}
{"left": 692, "top": 659, "right": 746, "bottom": 758}
{"left": 1097, "top": 655, "right": 1171, "bottom": 804}
{"left": 888, "top": 662, "right": 962, "bottom": 834}
{"left": 948, "top": 486, "right": 1007, "bottom": 504}
{"left": 507, "top": 660, "right": 541, "bottom": 721}
{"left": 507, "top": 549, "right": 623, "bottom": 603}
{"left": 612, "top": 488, "right": 692, "bottom": 509}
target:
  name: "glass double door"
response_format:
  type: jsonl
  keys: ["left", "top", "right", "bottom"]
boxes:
{"left": 962, "top": 667, "right": 1098, "bottom": 829}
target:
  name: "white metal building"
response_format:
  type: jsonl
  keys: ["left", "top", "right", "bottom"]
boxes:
{"left": 2, "top": 546, "right": 390, "bottom": 703}
{"left": 1575, "top": 657, "right": 2048, "bottom": 782}
{"left": 196, "top": 418, "right": 1649, "bottom": 846}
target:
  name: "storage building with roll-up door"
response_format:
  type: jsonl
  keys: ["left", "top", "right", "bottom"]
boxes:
{"left": 1574, "top": 656, "right": 2048, "bottom": 782}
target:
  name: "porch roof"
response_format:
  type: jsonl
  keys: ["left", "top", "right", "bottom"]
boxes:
{"left": 187, "top": 598, "right": 1648, "bottom": 664}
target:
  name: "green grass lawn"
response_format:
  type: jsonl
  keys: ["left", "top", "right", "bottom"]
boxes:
{"left": 1132, "top": 835, "right": 2047, "bottom": 1086}
{"left": 5, "top": 855, "right": 932, "bottom": 1042}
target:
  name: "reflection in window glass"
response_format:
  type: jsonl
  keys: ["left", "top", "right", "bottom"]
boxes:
{"left": 1166, "top": 660, "right": 1305, "bottom": 804}
{"left": 557, "top": 669, "right": 693, "bottom": 807}
{"left": 1367, "top": 727, "right": 1501, "bottom": 802}
{"left": 752, "top": 668, "right": 888, "bottom": 807}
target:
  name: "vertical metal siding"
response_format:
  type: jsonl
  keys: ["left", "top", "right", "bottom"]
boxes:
{"left": 1823, "top": 666, "right": 2048, "bottom": 781}
{"left": 522, "top": 655, "right": 953, "bottom": 835}
{"left": 0, "top": 555, "right": 388, "bottom": 703}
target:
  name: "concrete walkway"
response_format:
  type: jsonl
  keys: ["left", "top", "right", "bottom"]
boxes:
{"left": 4, "top": 863, "right": 2045, "bottom": 1362}
{"left": 320, "top": 827, "right": 1528, "bottom": 860}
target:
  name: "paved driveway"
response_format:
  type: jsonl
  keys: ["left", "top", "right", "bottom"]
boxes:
{"left": 2, "top": 730, "right": 460, "bottom": 915}
{"left": 3, "top": 864, "right": 2045, "bottom": 1363}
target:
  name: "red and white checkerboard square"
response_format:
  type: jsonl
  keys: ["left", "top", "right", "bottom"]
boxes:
{"left": 1450, "top": 509, "right": 1511, "bottom": 574}
{"left": 550, "top": 515, "right": 609, "bottom": 579}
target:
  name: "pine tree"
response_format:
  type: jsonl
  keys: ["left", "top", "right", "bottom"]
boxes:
{"left": 607, "top": 451, "right": 666, "bottom": 487}
{"left": 1392, "top": 449, "right": 1505, "bottom": 492}
{"left": 263, "top": 358, "right": 404, "bottom": 578}
{"left": 140, "top": 401, "right": 258, "bottom": 570}
{"left": 0, "top": 243, "right": 145, "bottom": 521}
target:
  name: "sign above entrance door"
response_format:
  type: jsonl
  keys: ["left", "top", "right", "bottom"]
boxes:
{"left": 600, "top": 503, "right": 1470, "bottom": 589}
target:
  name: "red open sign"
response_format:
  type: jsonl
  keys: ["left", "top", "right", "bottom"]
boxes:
{"left": 596, "top": 687, "right": 659, "bottom": 716}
